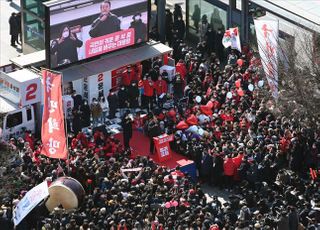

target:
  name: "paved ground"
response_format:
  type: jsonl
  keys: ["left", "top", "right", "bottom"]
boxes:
{"left": 0, "top": 0, "right": 22, "bottom": 66}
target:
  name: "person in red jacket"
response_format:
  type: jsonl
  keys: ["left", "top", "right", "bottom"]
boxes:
{"left": 175, "top": 59, "right": 187, "bottom": 81}
{"left": 143, "top": 75, "right": 155, "bottom": 111}
{"left": 223, "top": 154, "right": 235, "bottom": 190}
{"left": 155, "top": 76, "right": 168, "bottom": 107}
{"left": 122, "top": 66, "right": 135, "bottom": 86}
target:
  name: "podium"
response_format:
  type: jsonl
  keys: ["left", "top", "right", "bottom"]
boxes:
{"left": 153, "top": 134, "right": 173, "bottom": 162}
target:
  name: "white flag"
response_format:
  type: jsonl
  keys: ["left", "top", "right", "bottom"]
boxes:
{"left": 254, "top": 19, "right": 279, "bottom": 99}
{"left": 222, "top": 27, "right": 242, "bottom": 52}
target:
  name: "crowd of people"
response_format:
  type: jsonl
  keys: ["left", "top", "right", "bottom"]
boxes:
{"left": 1, "top": 5, "right": 320, "bottom": 230}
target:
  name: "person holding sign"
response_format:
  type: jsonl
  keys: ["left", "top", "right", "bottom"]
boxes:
{"left": 89, "top": 0, "right": 121, "bottom": 38}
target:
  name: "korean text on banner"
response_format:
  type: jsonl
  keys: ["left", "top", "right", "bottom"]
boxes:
{"left": 254, "top": 19, "right": 279, "bottom": 99}
{"left": 85, "top": 28, "right": 135, "bottom": 58}
{"left": 222, "top": 27, "right": 241, "bottom": 52}
{"left": 41, "top": 70, "right": 68, "bottom": 159}
{"left": 13, "top": 181, "right": 49, "bottom": 226}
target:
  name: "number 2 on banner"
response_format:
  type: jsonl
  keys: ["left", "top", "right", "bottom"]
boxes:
{"left": 26, "top": 83, "right": 37, "bottom": 101}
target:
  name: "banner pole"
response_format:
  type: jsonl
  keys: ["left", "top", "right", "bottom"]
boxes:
{"left": 60, "top": 72, "right": 71, "bottom": 175}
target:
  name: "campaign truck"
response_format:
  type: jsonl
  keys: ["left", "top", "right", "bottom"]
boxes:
{"left": 0, "top": 65, "right": 42, "bottom": 141}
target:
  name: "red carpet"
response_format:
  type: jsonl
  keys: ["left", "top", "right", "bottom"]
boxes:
{"left": 114, "top": 130, "right": 187, "bottom": 169}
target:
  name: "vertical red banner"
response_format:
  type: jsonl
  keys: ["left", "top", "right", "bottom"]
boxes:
{"left": 41, "top": 70, "right": 68, "bottom": 159}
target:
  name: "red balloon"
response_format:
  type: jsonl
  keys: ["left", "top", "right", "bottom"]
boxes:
{"left": 237, "top": 59, "right": 244, "bottom": 66}
{"left": 235, "top": 79, "right": 241, "bottom": 88}
{"left": 206, "top": 100, "right": 213, "bottom": 109}
{"left": 237, "top": 88, "right": 244, "bottom": 97}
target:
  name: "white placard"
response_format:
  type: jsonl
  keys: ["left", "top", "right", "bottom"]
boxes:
{"left": 13, "top": 181, "right": 49, "bottom": 226}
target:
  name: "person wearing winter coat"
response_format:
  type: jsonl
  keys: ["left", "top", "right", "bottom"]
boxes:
{"left": 99, "top": 96, "right": 108, "bottom": 123}
{"left": 118, "top": 85, "right": 129, "bottom": 117}
{"left": 192, "top": 4, "right": 201, "bottom": 33}
{"left": 122, "top": 66, "right": 135, "bottom": 87}
{"left": 9, "top": 13, "right": 19, "bottom": 47}
{"left": 173, "top": 16, "right": 185, "bottom": 40}
{"left": 199, "top": 15, "right": 209, "bottom": 42}
{"left": 146, "top": 114, "right": 161, "bottom": 155}
{"left": 72, "top": 107, "right": 82, "bottom": 134}
{"left": 143, "top": 76, "right": 155, "bottom": 111}
{"left": 90, "top": 98, "right": 102, "bottom": 127}
{"left": 121, "top": 111, "right": 133, "bottom": 151}
{"left": 129, "top": 13, "right": 147, "bottom": 43}
{"left": 173, "top": 74, "right": 184, "bottom": 104}
{"left": 107, "top": 89, "right": 118, "bottom": 119}
{"left": 224, "top": 155, "right": 235, "bottom": 190}
{"left": 127, "top": 81, "right": 139, "bottom": 113}
{"left": 200, "top": 150, "right": 213, "bottom": 182}
{"left": 80, "top": 99, "right": 91, "bottom": 127}
{"left": 175, "top": 59, "right": 187, "bottom": 81}
{"left": 154, "top": 76, "right": 168, "bottom": 107}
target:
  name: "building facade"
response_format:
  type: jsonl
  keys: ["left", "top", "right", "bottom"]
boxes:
{"left": 20, "top": 0, "right": 48, "bottom": 54}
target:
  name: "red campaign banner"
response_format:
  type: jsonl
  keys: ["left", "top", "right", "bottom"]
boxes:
{"left": 41, "top": 70, "right": 68, "bottom": 159}
{"left": 154, "top": 134, "right": 173, "bottom": 162}
{"left": 85, "top": 28, "right": 135, "bottom": 58}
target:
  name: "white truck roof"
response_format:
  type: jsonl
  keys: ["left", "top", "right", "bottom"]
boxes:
{"left": 0, "top": 96, "right": 19, "bottom": 113}
{"left": 6, "top": 69, "right": 41, "bottom": 82}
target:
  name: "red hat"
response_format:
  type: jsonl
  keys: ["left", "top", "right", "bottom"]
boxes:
{"left": 176, "top": 121, "right": 189, "bottom": 130}
{"left": 200, "top": 105, "right": 212, "bottom": 116}
{"left": 186, "top": 114, "right": 198, "bottom": 125}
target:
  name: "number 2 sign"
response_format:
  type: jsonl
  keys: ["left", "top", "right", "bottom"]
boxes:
{"left": 21, "top": 79, "right": 41, "bottom": 107}
{"left": 26, "top": 83, "right": 37, "bottom": 101}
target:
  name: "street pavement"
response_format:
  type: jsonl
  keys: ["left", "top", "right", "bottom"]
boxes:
{"left": 0, "top": 0, "right": 21, "bottom": 66}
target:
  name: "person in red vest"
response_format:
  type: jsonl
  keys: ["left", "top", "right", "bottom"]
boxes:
{"left": 143, "top": 75, "right": 155, "bottom": 111}
{"left": 154, "top": 76, "right": 168, "bottom": 107}
{"left": 175, "top": 59, "right": 187, "bottom": 81}
{"left": 131, "top": 64, "right": 142, "bottom": 82}
{"left": 224, "top": 154, "right": 235, "bottom": 191}
{"left": 122, "top": 65, "right": 135, "bottom": 87}
{"left": 24, "top": 130, "right": 35, "bottom": 151}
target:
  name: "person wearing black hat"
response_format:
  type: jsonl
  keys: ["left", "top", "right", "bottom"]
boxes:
{"left": 129, "top": 13, "right": 147, "bottom": 43}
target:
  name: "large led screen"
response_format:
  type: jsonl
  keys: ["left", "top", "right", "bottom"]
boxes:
{"left": 45, "top": 0, "right": 149, "bottom": 69}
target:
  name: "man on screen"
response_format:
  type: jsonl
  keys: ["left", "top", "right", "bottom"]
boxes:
{"left": 89, "top": 0, "right": 121, "bottom": 38}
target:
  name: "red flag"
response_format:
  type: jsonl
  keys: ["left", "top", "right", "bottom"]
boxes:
{"left": 41, "top": 70, "right": 68, "bottom": 159}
